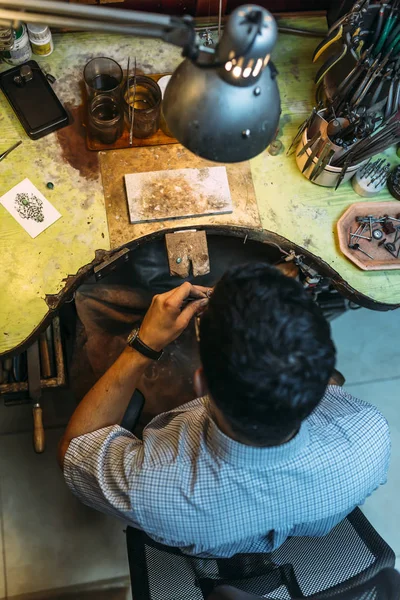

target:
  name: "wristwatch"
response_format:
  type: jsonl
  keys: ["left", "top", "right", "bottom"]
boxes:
{"left": 126, "top": 327, "right": 164, "bottom": 361}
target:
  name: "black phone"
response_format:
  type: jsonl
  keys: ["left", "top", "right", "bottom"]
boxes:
{"left": 0, "top": 60, "right": 69, "bottom": 140}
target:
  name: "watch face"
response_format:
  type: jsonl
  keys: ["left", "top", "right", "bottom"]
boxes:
{"left": 127, "top": 327, "right": 140, "bottom": 346}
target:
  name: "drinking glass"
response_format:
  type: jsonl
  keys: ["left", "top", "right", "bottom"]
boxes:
{"left": 123, "top": 75, "right": 161, "bottom": 139}
{"left": 84, "top": 57, "right": 123, "bottom": 103}
{"left": 88, "top": 94, "right": 123, "bottom": 144}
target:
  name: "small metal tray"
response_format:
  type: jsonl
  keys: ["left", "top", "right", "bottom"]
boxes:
{"left": 337, "top": 201, "right": 400, "bottom": 271}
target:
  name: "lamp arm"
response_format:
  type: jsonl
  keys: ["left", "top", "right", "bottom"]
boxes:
{"left": 0, "top": 0, "right": 198, "bottom": 57}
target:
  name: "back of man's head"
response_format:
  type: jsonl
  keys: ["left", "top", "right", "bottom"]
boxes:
{"left": 199, "top": 263, "right": 336, "bottom": 445}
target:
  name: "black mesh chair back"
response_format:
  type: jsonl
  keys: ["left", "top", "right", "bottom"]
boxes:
{"left": 126, "top": 508, "right": 395, "bottom": 600}
{"left": 208, "top": 568, "right": 400, "bottom": 600}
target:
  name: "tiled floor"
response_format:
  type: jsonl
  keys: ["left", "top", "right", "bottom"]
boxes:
{"left": 331, "top": 307, "right": 400, "bottom": 567}
{"left": 0, "top": 429, "right": 131, "bottom": 599}
{"left": 0, "top": 306, "right": 398, "bottom": 598}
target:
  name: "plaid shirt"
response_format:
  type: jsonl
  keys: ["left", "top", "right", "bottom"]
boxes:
{"left": 64, "top": 386, "right": 390, "bottom": 557}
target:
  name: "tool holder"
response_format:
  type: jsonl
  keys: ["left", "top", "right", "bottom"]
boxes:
{"left": 352, "top": 159, "right": 390, "bottom": 196}
{"left": 295, "top": 113, "right": 365, "bottom": 187}
{"left": 0, "top": 316, "right": 66, "bottom": 453}
{"left": 352, "top": 170, "right": 387, "bottom": 196}
{"left": 315, "top": 3, "right": 393, "bottom": 110}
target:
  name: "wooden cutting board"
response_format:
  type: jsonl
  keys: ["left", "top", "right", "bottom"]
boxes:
{"left": 99, "top": 144, "right": 261, "bottom": 248}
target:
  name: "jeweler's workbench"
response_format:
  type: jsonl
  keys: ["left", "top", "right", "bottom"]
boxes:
{"left": 1, "top": 16, "right": 400, "bottom": 358}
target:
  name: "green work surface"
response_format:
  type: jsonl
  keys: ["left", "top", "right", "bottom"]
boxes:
{"left": 252, "top": 17, "right": 400, "bottom": 311}
{"left": 0, "top": 18, "right": 399, "bottom": 356}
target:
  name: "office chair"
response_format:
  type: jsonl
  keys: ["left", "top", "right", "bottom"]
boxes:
{"left": 126, "top": 508, "right": 396, "bottom": 600}
{"left": 208, "top": 568, "right": 400, "bottom": 600}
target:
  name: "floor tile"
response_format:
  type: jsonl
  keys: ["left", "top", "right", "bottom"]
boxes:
{"left": 0, "top": 429, "right": 130, "bottom": 597}
{"left": 0, "top": 388, "right": 77, "bottom": 436}
{"left": 344, "top": 378, "right": 400, "bottom": 557}
{"left": 330, "top": 308, "right": 400, "bottom": 385}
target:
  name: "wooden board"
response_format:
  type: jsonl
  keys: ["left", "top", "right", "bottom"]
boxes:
{"left": 124, "top": 166, "right": 233, "bottom": 224}
{"left": 100, "top": 144, "right": 261, "bottom": 248}
{"left": 337, "top": 201, "right": 400, "bottom": 271}
{"left": 86, "top": 73, "right": 179, "bottom": 151}
{"left": 165, "top": 230, "right": 210, "bottom": 277}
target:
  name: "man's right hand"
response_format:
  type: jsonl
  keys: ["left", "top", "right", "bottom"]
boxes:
{"left": 138, "top": 283, "right": 211, "bottom": 352}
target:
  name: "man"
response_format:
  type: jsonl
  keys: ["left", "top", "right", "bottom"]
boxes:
{"left": 59, "top": 263, "right": 390, "bottom": 557}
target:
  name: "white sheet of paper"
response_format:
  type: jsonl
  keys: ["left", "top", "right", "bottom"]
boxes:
{"left": 0, "top": 178, "right": 61, "bottom": 238}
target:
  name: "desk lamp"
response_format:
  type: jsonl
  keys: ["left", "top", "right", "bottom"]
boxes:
{"left": 0, "top": 0, "right": 281, "bottom": 163}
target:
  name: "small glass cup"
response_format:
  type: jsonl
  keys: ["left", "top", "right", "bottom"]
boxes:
{"left": 123, "top": 75, "right": 161, "bottom": 139}
{"left": 84, "top": 57, "right": 123, "bottom": 103}
{"left": 87, "top": 94, "right": 123, "bottom": 145}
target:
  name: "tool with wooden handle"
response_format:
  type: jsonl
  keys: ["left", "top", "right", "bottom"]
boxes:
{"left": 39, "top": 332, "right": 51, "bottom": 378}
{"left": 27, "top": 341, "right": 45, "bottom": 453}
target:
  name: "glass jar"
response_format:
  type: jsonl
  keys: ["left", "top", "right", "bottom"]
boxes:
{"left": 123, "top": 75, "right": 161, "bottom": 139}
{"left": 87, "top": 94, "right": 123, "bottom": 145}
{"left": 84, "top": 57, "right": 123, "bottom": 103}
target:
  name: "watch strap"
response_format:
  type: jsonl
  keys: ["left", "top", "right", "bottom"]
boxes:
{"left": 127, "top": 330, "right": 163, "bottom": 361}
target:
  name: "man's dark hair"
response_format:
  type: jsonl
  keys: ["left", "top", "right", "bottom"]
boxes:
{"left": 199, "top": 263, "right": 336, "bottom": 445}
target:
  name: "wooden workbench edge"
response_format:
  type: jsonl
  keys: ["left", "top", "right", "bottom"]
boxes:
{"left": 1, "top": 225, "right": 398, "bottom": 359}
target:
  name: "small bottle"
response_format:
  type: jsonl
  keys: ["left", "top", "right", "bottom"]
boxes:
{"left": 27, "top": 24, "right": 54, "bottom": 57}
{"left": 0, "top": 24, "right": 31, "bottom": 65}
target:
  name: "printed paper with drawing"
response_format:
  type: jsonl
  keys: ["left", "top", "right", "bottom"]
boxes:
{"left": 0, "top": 178, "right": 61, "bottom": 238}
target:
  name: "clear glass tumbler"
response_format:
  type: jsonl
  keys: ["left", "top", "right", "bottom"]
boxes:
{"left": 123, "top": 75, "right": 161, "bottom": 139}
{"left": 84, "top": 57, "right": 123, "bottom": 103}
{"left": 88, "top": 94, "right": 123, "bottom": 145}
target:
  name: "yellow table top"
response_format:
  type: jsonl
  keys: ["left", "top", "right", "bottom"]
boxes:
{"left": 1, "top": 17, "right": 399, "bottom": 357}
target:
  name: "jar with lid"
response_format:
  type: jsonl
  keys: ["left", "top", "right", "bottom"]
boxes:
{"left": 27, "top": 24, "right": 53, "bottom": 56}
{"left": 0, "top": 24, "right": 31, "bottom": 65}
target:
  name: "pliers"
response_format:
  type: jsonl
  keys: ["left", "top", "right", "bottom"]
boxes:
{"left": 313, "top": 25, "right": 344, "bottom": 62}
{"left": 372, "top": 3, "right": 388, "bottom": 46}
{"left": 314, "top": 44, "right": 347, "bottom": 85}
{"left": 374, "top": 1, "right": 398, "bottom": 55}
{"left": 327, "top": 0, "right": 370, "bottom": 37}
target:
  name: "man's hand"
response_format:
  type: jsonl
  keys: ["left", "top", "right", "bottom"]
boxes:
{"left": 58, "top": 282, "right": 211, "bottom": 469}
{"left": 139, "top": 283, "right": 210, "bottom": 352}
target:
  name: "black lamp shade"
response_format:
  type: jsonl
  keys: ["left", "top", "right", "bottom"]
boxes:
{"left": 163, "top": 5, "right": 281, "bottom": 163}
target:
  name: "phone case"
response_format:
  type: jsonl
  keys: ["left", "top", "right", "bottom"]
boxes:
{"left": 0, "top": 60, "right": 69, "bottom": 139}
